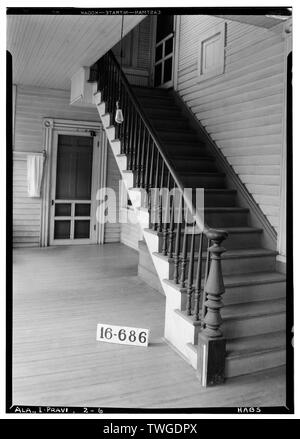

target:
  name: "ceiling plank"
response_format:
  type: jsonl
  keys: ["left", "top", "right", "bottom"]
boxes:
{"left": 7, "top": 14, "right": 145, "bottom": 90}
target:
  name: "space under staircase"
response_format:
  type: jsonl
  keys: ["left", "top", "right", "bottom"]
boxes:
{"left": 89, "top": 50, "right": 286, "bottom": 386}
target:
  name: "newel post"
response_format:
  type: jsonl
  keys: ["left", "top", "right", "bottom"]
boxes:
{"left": 197, "top": 229, "right": 228, "bottom": 387}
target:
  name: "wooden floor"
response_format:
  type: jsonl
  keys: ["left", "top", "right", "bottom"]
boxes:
{"left": 12, "top": 243, "right": 286, "bottom": 409}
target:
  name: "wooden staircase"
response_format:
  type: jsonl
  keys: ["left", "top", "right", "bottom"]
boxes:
{"left": 89, "top": 51, "right": 286, "bottom": 385}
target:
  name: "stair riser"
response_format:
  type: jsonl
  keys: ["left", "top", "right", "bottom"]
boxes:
{"left": 222, "top": 312, "right": 286, "bottom": 339}
{"left": 225, "top": 348, "right": 286, "bottom": 378}
{"left": 204, "top": 191, "right": 236, "bottom": 207}
{"left": 223, "top": 281, "right": 286, "bottom": 305}
{"left": 204, "top": 210, "right": 248, "bottom": 227}
{"left": 155, "top": 229, "right": 261, "bottom": 255}
{"left": 134, "top": 173, "right": 225, "bottom": 189}
{"left": 223, "top": 231, "right": 262, "bottom": 249}
{"left": 179, "top": 281, "right": 286, "bottom": 311}
{"left": 134, "top": 89, "right": 171, "bottom": 98}
{"left": 164, "top": 144, "right": 207, "bottom": 154}
{"left": 151, "top": 119, "right": 190, "bottom": 130}
{"left": 143, "top": 106, "right": 182, "bottom": 116}
{"left": 139, "top": 96, "right": 174, "bottom": 106}
{"left": 173, "top": 159, "right": 217, "bottom": 172}
{"left": 142, "top": 102, "right": 178, "bottom": 112}
{"left": 159, "top": 132, "right": 199, "bottom": 142}
{"left": 181, "top": 175, "right": 225, "bottom": 189}
{"left": 168, "top": 253, "right": 276, "bottom": 278}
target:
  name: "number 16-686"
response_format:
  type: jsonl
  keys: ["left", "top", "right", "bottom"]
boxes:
{"left": 96, "top": 323, "right": 149, "bottom": 347}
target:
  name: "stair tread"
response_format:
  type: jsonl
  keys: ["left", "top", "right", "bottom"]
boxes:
{"left": 226, "top": 331, "right": 286, "bottom": 358}
{"left": 222, "top": 298, "right": 286, "bottom": 320}
{"left": 163, "top": 269, "right": 285, "bottom": 290}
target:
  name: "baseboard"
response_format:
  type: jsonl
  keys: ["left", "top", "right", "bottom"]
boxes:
{"left": 171, "top": 90, "right": 278, "bottom": 251}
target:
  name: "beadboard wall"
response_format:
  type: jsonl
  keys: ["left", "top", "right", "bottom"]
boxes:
{"left": 176, "top": 16, "right": 286, "bottom": 233}
{"left": 104, "top": 145, "right": 121, "bottom": 243}
{"left": 13, "top": 85, "right": 120, "bottom": 247}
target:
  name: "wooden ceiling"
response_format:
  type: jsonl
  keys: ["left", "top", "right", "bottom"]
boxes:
{"left": 7, "top": 14, "right": 145, "bottom": 90}
{"left": 214, "top": 14, "right": 290, "bottom": 29}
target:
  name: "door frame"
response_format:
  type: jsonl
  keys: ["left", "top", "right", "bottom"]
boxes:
{"left": 49, "top": 130, "right": 98, "bottom": 245}
{"left": 40, "top": 118, "right": 105, "bottom": 247}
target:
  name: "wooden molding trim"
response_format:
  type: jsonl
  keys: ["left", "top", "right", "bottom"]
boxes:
{"left": 171, "top": 90, "right": 277, "bottom": 251}
{"left": 40, "top": 118, "right": 103, "bottom": 247}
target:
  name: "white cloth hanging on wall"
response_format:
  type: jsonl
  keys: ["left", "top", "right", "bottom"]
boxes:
{"left": 27, "top": 154, "right": 45, "bottom": 197}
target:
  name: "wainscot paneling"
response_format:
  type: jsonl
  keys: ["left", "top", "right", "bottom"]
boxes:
{"left": 176, "top": 15, "right": 285, "bottom": 233}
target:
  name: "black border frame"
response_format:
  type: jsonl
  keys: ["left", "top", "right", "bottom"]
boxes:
{"left": 6, "top": 6, "right": 294, "bottom": 416}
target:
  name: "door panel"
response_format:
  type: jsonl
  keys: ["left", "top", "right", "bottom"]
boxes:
{"left": 50, "top": 133, "right": 97, "bottom": 245}
{"left": 55, "top": 135, "right": 93, "bottom": 200}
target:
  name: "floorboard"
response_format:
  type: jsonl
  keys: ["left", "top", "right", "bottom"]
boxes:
{"left": 12, "top": 243, "right": 286, "bottom": 409}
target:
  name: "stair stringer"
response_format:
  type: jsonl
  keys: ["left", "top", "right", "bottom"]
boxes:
{"left": 92, "top": 88, "right": 199, "bottom": 369}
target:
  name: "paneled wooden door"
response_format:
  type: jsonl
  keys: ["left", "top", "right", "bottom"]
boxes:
{"left": 49, "top": 132, "right": 99, "bottom": 245}
{"left": 154, "top": 15, "right": 175, "bottom": 88}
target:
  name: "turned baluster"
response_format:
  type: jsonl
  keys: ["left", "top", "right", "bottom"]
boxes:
{"left": 134, "top": 116, "right": 142, "bottom": 187}
{"left": 186, "top": 222, "right": 196, "bottom": 316}
{"left": 144, "top": 134, "right": 151, "bottom": 192}
{"left": 180, "top": 221, "right": 188, "bottom": 288}
{"left": 173, "top": 196, "right": 182, "bottom": 284}
{"left": 131, "top": 111, "right": 138, "bottom": 174}
{"left": 194, "top": 232, "right": 203, "bottom": 322}
{"left": 124, "top": 92, "right": 130, "bottom": 155}
{"left": 161, "top": 172, "right": 170, "bottom": 256}
{"left": 108, "top": 58, "right": 113, "bottom": 113}
{"left": 128, "top": 103, "right": 134, "bottom": 170}
{"left": 153, "top": 152, "right": 160, "bottom": 230}
{"left": 157, "top": 161, "right": 165, "bottom": 233}
{"left": 167, "top": 185, "right": 175, "bottom": 258}
{"left": 201, "top": 238, "right": 211, "bottom": 322}
{"left": 148, "top": 141, "right": 155, "bottom": 220}
{"left": 119, "top": 85, "right": 126, "bottom": 151}
{"left": 139, "top": 128, "right": 147, "bottom": 189}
